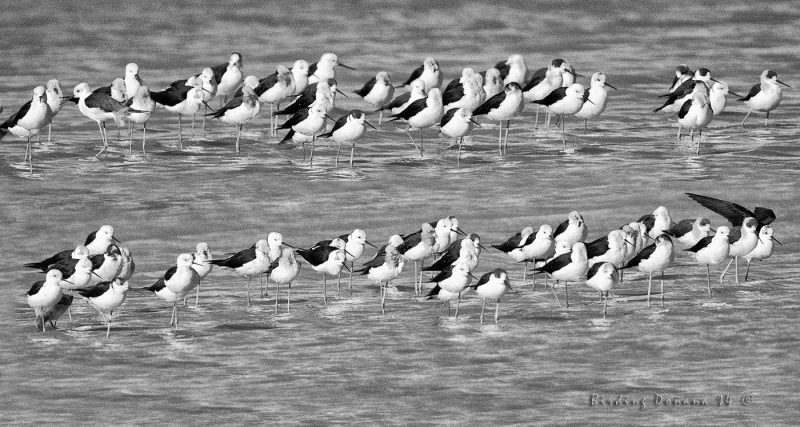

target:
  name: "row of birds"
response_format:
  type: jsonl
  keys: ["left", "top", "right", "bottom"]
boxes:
{"left": 23, "top": 192, "right": 780, "bottom": 337}
{"left": 1, "top": 52, "right": 791, "bottom": 172}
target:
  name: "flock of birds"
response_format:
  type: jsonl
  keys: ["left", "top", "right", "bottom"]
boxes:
{"left": 0, "top": 52, "right": 792, "bottom": 172}
{"left": 22, "top": 192, "right": 779, "bottom": 337}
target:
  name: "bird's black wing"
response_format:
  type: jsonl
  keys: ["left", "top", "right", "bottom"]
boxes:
{"left": 737, "top": 84, "right": 761, "bottom": 102}
{"left": 472, "top": 90, "right": 506, "bottom": 116}
{"left": 354, "top": 76, "right": 377, "bottom": 97}
{"left": 686, "top": 193, "right": 755, "bottom": 227}
{"left": 491, "top": 232, "right": 523, "bottom": 253}
{"left": 401, "top": 65, "right": 424, "bottom": 87}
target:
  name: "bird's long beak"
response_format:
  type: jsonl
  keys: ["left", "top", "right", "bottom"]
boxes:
{"left": 605, "top": 82, "right": 619, "bottom": 90}
{"left": 456, "top": 228, "right": 468, "bottom": 237}
{"left": 62, "top": 279, "right": 75, "bottom": 285}
{"left": 92, "top": 271, "right": 103, "bottom": 279}
{"left": 192, "top": 261, "right": 204, "bottom": 267}
{"left": 365, "top": 240, "right": 377, "bottom": 248}
{"left": 343, "top": 249, "right": 355, "bottom": 258}
{"left": 468, "top": 273, "right": 479, "bottom": 280}
{"left": 283, "top": 242, "right": 297, "bottom": 249}
{"left": 585, "top": 99, "right": 595, "bottom": 105}
{"left": 728, "top": 90, "right": 743, "bottom": 98}
{"left": 339, "top": 63, "right": 356, "bottom": 70}
{"left": 709, "top": 228, "right": 716, "bottom": 235}
{"left": 569, "top": 70, "right": 583, "bottom": 78}
{"left": 365, "top": 120, "right": 378, "bottom": 130}
{"left": 710, "top": 77, "right": 721, "bottom": 84}
{"left": 136, "top": 74, "right": 143, "bottom": 84}
{"left": 112, "top": 236, "right": 122, "bottom": 244}
{"left": 325, "top": 114, "right": 336, "bottom": 121}
{"left": 624, "top": 239, "right": 634, "bottom": 246}
{"left": 335, "top": 88, "right": 348, "bottom": 97}
{"left": 773, "top": 236, "right": 783, "bottom": 245}
{"left": 342, "top": 263, "right": 352, "bottom": 273}
{"left": 777, "top": 79, "right": 791, "bottom": 88}
{"left": 470, "top": 118, "right": 482, "bottom": 127}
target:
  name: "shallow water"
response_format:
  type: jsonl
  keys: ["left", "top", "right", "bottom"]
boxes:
{"left": 2, "top": 1, "right": 800, "bottom": 425}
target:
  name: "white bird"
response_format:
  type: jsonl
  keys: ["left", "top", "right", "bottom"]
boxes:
{"left": 308, "top": 52, "right": 354, "bottom": 85}
{"left": 116, "top": 247, "right": 136, "bottom": 282}
{"left": 667, "top": 64, "right": 693, "bottom": 93}
{"left": 211, "top": 52, "right": 244, "bottom": 105}
{"left": 85, "top": 225, "right": 121, "bottom": 256}
{"left": 575, "top": 72, "right": 617, "bottom": 130}
{"left": 709, "top": 81, "right": 741, "bottom": 117}
{"left": 267, "top": 247, "right": 301, "bottom": 314}
{"left": 334, "top": 229, "right": 376, "bottom": 294}
{"left": 76, "top": 278, "right": 129, "bottom": 338}
{"left": 388, "top": 87, "right": 444, "bottom": 157}
{"left": 498, "top": 54, "right": 528, "bottom": 86}
{"left": 290, "top": 60, "right": 310, "bottom": 95}
{"left": 585, "top": 229, "right": 628, "bottom": 268}
{"left": 295, "top": 240, "right": 348, "bottom": 306}
{"left": 27, "top": 270, "right": 64, "bottom": 332}
{"left": 188, "top": 242, "right": 213, "bottom": 306}
{"left": 88, "top": 244, "right": 124, "bottom": 286}
{"left": 622, "top": 234, "right": 675, "bottom": 308}
{"left": 469, "top": 269, "right": 512, "bottom": 324}
{"left": 207, "top": 85, "right": 260, "bottom": 152}
{"left": 125, "top": 85, "right": 155, "bottom": 154}
{"left": 586, "top": 262, "right": 619, "bottom": 318}
{"left": 685, "top": 226, "right": 730, "bottom": 297}
{"left": 123, "top": 63, "right": 144, "bottom": 100}
{"left": 720, "top": 217, "right": 759, "bottom": 284}
{"left": 654, "top": 67, "right": 715, "bottom": 113}
{"left": 358, "top": 244, "right": 404, "bottom": 314}
{"left": 252, "top": 65, "right": 296, "bottom": 135}
{"left": 0, "top": 86, "right": 52, "bottom": 172}
{"left": 739, "top": 69, "right": 791, "bottom": 127}
{"left": 743, "top": 225, "right": 778, "bottom": 281}
{"left": 320, "top": 109, "right": 376, "bottom": 166}
{"left": 482, "top": 68, "right": 504, "bottom": 99}
{"left": 472, "top": 82, "right": 525, "bottom": 155}
{"left": 443, "top": 74, "right": 484, "bottom": 113}
{"left": 44, "top": 79, "right": 64, "bottom": 142}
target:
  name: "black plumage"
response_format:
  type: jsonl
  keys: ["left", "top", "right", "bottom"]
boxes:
{"left": 354, "top": 76, "right": 377, "bottom": 98}
{"left": 686, "top": 193, "right": 775, "bottom": 231}
{"left": 23, "top": 249, "right": 73, "bottom": 271}
{"left": 210, "top": 248, "right": 257, "bottom": 269}
{"left": 400, "top": 64, "right": 423, "bottom": 87}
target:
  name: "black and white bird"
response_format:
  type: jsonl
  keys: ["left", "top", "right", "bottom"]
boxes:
{"left": 0, "top": 85, "right": 52, "bottom": 172}
{"left": 585, "top": 229, "right": 628, "bottom": 268}
{"left": 676, "top": 79, "right": 714, "bottom": 152}
{"left": 586, "top": 262, "right": 619, "bottom": 318}
{"left": 27, "top": 270, "right": 65, "bottom": 332}
{"left": 621, "top": 234, "right": 675, "bottom": 308}
{"left": 397, "top": 223, "right": 437, "bottom": 294}
{"left": 739, "top": 69, "right": 791, "bottom": 127}
{"left": 426, "top": 261, "right": 474, "bottom": 318}
{"left": 685, "top": 193, "right": 776, "bottom": 233}
{"left": 333, "top": 229, "right": 376, "bottom": 294}
{"left": 377, "top": 78, "right": 426, "bottom": 116}
{"left": 266, "top": 246, "right": 301, "bottom": 314}
{"left": 496, "top": 54, "right": 528, "bottom": 85}
{"left": 295, "top": 239, "right": 348, "bottom": 305}
{"left": 666, "top": 64, "right": 693, "bottom": 93}
{"left": 667, "top": 217, "right": 713, "bottom": 248}
{"left": 145, "top": 253, "right": 201, "bottom": 329}
{"left": 709, "top": 81, "right": 741, "bottom": 117}
{"left": 685, "top": 226, "right": 730, "bottom": 297}
{"left": 319, "top": 109, "right": 376, "bottom": 166}
{"left": 210, "top": 239, "right": 271, "bottom": 306}
{"left": 472, "top": 82, "right": 524, "bottom": 155}
{"left": 532, "top": 242, "right": 589, "bottom": 307}
{"left": 150, "top": 76, "right": 206, "bottom": 146}
{"left": 439, "top": 107, "right": 477, "bottom": 161}
{"left": 553, "top": 211, "right": 588, "bottom": 247}
{"left": 88, "top": 244, "right": 123, "bottom": 286}
{"left": 387, "top": 87, "right": 444, "bottom": 157}
{"left": 187, "top": 242, "right": 213, "bottom": 307}
{"left": 654, "top": 67, "right": 715, "bottom": 113}
{"left": 24, "top": 245, "right": 90, "bottom": 272}
{"left": 278, "top": 102, "right": 329, "bottom": 164}
{"left": 354, "top": 71, "right": 394, "bottom": 124}
{"left": 574, "top": 72, "right": 617, "bottom": 130}
{"left": 84, "top": 225, "right": 121, "bottom": 256}
{"left": 532, "top": 83, "right": 588, "bottom": 149}
{"left": 468, "top": 269, "right": 512, "bottom": 324}
{"left": 398, "top": 57, "right": 443, "bottom": 91}
{"left": 241, "top": 65, "right": 295, "bottom": 134}
{"left": 207, "top": 86, "right": 260, "bottom": 152}
{"left": 76, "top": 278, "right": 129, "bottom": 338}
{"left": 44, "top": 79, "right": 65, "bottom": 142}
{"left": 72, "top": 83, "right": 140, "bottom": 156}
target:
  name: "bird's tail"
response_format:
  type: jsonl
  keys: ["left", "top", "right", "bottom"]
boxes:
{"left": 278, "top": 129, "right": 295, "bottom": 144}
